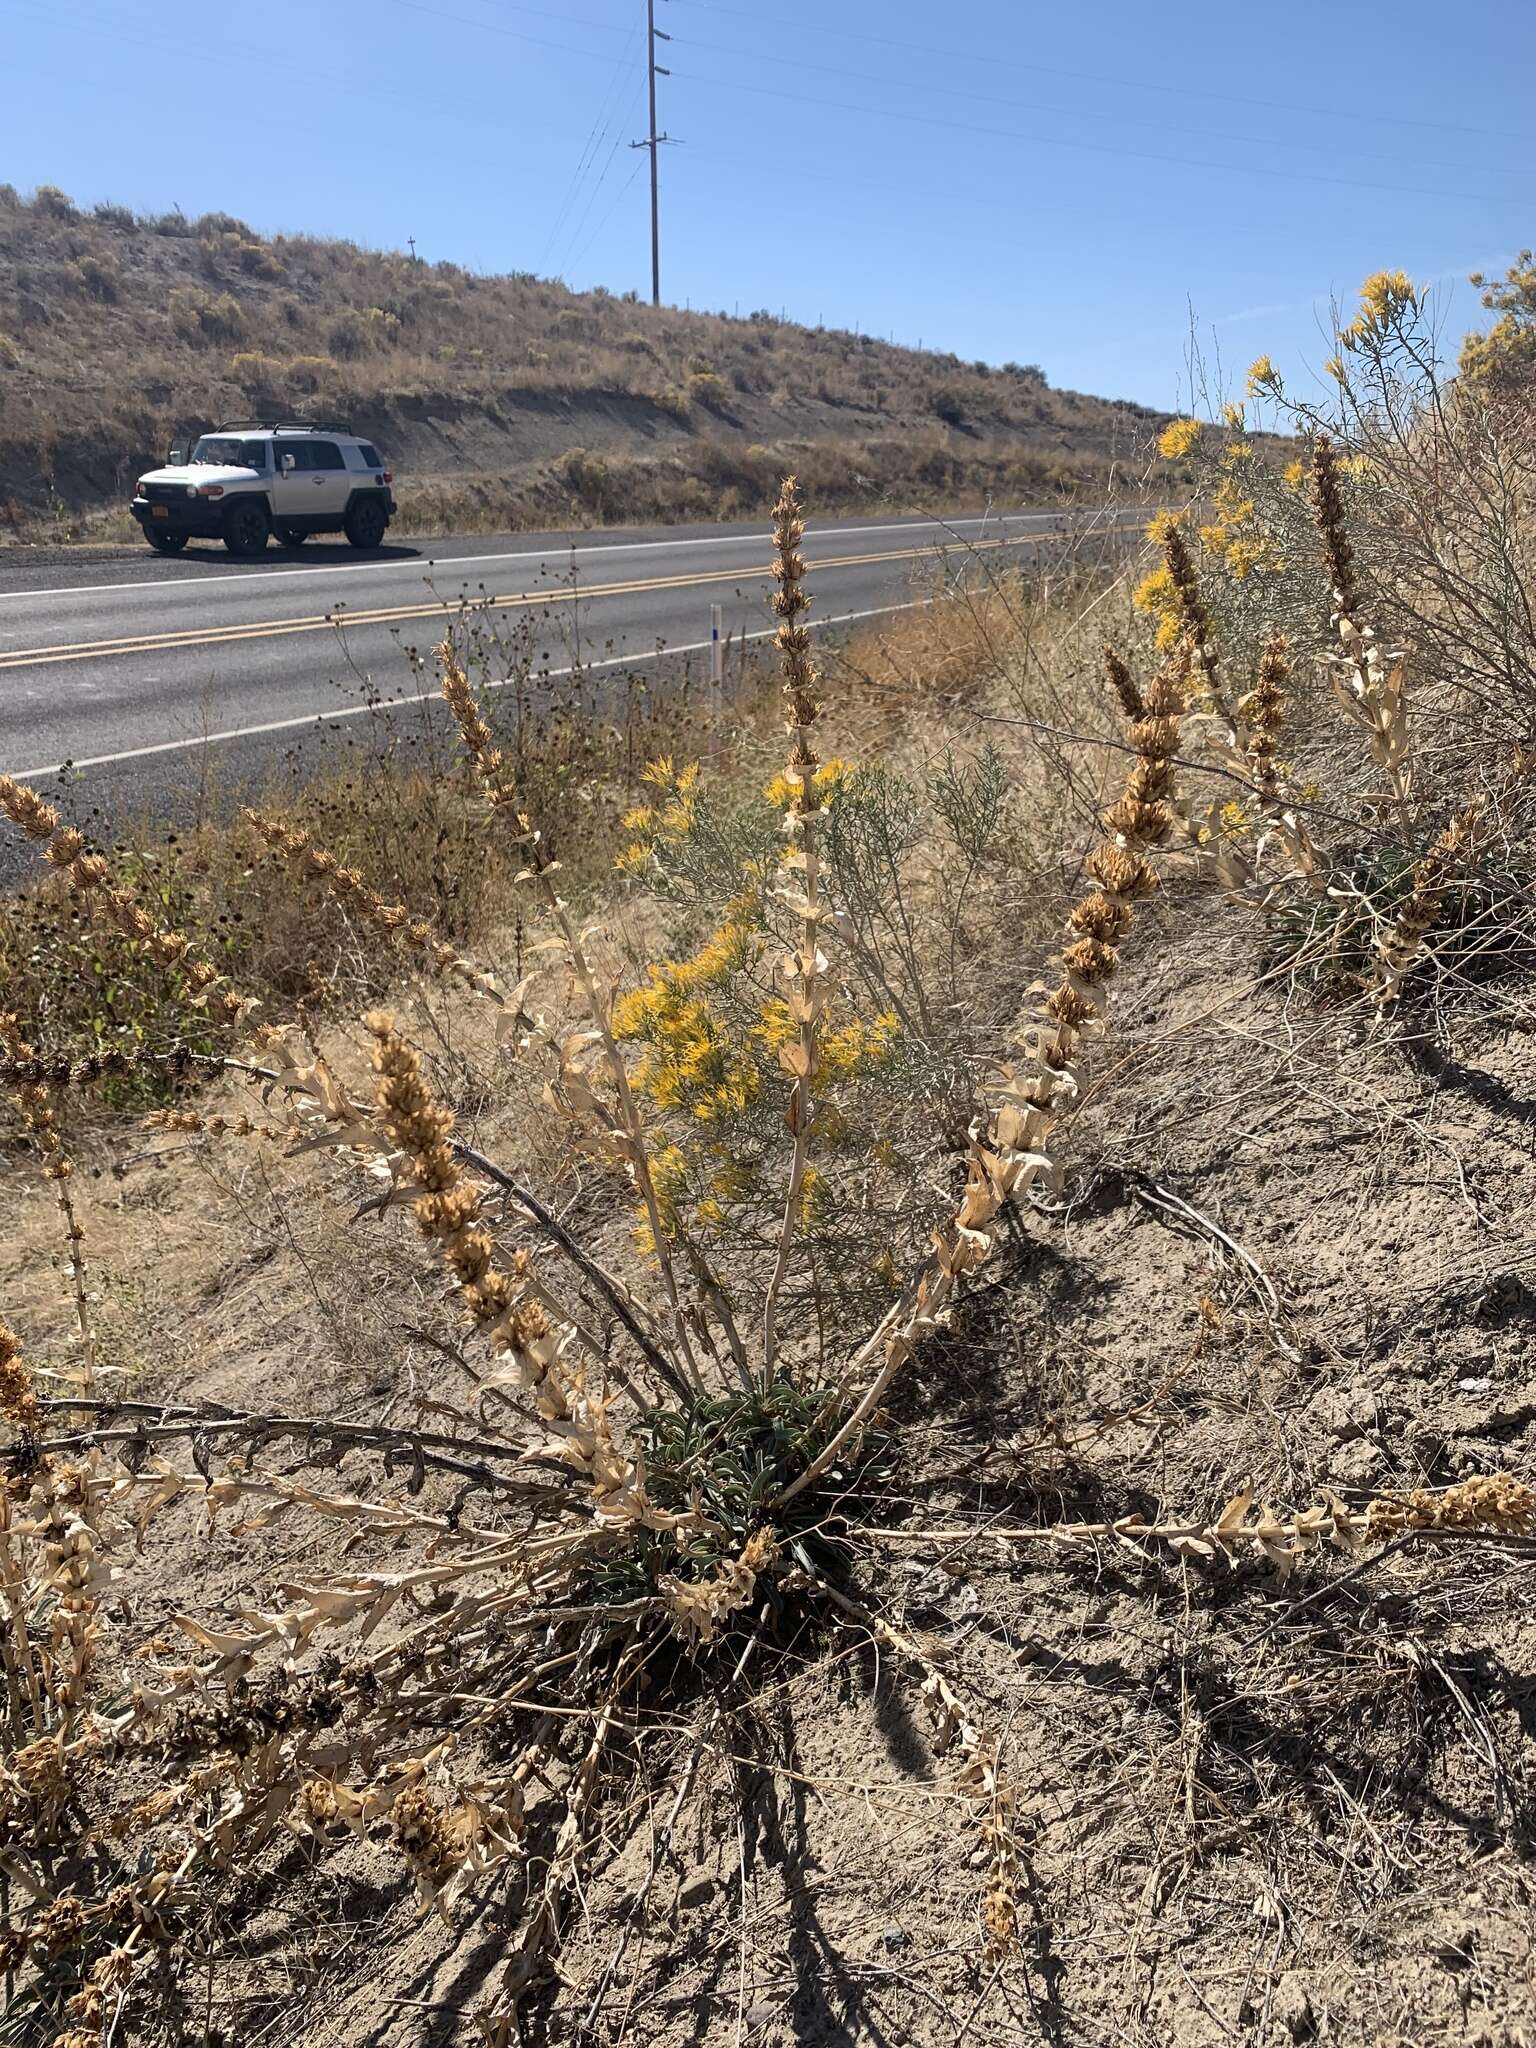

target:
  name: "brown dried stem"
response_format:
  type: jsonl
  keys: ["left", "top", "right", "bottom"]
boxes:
{"left": 1311, "top": 436, "right": 1414, "bottom": 826}
{"left": 0, "top": 778, "right": 247, "bottom": 1026}
{"left": 761, "top": 476, "right": 827, "bottom": 1382}
{"left": 1159, "top": 523, "right": 1234, "bottom": 726}
{"left": 1, "top": 1016, "right": 95, "bottom": 1396}
{"left": 242, "top": 808, "right": 508, "bottom": 1008}
{"left": 1372, "top": 746, "right": 1534, "bottom": 1006}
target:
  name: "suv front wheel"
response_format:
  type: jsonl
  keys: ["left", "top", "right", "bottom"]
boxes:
{"left": 223, "top": 499, "right": 270, "bottom": 557}
{"left": 343, "top": 497, "right": 387, "bottom": 550}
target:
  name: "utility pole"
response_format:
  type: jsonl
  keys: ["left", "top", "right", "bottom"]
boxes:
{"left": 632, "top": 0, "right": 671, "bottom": 306}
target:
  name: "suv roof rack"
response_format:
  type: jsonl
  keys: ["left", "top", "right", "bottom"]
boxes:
{"left": 215, "top": 419, "right": 357, "bottom": 435}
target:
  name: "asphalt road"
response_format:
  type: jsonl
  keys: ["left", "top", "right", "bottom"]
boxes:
{"left": 0, "top": 509, "right": 1098, "bottom": 847}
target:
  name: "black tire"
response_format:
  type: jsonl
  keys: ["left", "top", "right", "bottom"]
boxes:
{"left": 146, "top": 528, "right": 188, "bottom": 555}
{"left": 275, "top": 524, "right": 309, "bottom": 549}
{"left": 343, "top": 497, "right": 387, "bottom": 550}
{"left": 222, "top": 499, "right": 270, "bottom": 557}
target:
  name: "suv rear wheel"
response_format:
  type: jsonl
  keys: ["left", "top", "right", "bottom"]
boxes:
{"left": 223, "top": 499, "right": 270, "bottom": 557}
{"left": 275, "top": 525, "right": 309, "bottom": 549}
{"left": 343, "top": 497, "right": 387, "bottom": 550}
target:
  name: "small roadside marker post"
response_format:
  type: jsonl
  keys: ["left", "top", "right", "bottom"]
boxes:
{"left": 710, "top": 604, "right": 724, "bottom": 691}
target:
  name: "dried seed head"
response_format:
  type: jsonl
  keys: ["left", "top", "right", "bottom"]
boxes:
{"left": 1310, "top": 434, "right": 1359, "bottom": 613}
{"left": 0, "top": 775, "right": 60, "bottom": 844}
{"left": 1103, "top": 645, "right": 1144, "bottom": 721}
{"left": 1367, "top": 1473, "right": 1536, "bottom": 1537}
{"left": 391, "top": 1782, "right": 462, "bottom": 1892}
{"left": 1086, "top": 845, "right": 1158, "bottom": 899}
{"left": 1159, "top": 522, "right": 1229, "bottom": 720}
{"left": 32, "top": 1892, "right": 85, "bottom": 1955}
{"left": 0, "top": 1321, "right": 41, "bottom": 1433}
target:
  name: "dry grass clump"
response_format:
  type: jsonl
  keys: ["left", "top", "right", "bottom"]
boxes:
{"left": 0, "top": 636, "right": 762, "bottom": 1107}
{"left": 1, "top": 474, "right": 1533, "bottom": 2043}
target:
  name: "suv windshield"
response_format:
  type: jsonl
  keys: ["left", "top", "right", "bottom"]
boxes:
{"left": 189, "top": 437, "right": 268, "bottom": 470}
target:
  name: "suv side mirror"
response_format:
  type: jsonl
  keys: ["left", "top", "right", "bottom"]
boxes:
{"left": 281, "top": 453, "right": 296, "bottom": 473}
{"left": 168, "top": 443, "right": 188, "bottom": 465}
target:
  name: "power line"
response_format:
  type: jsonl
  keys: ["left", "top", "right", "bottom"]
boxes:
{"left": 663, "top": 31, "right": 1528, "bottom": 185}
{"left": 568, "top": 161, "right": 646, "bottom": 277}
{"left": 666, "top": 0, "right": 1518, "bottom": 145}
{"left": 542, "top": 30, "right": 643, "bottom": 275}
{"left": 666, "top": 64, "right": 1516, "bottom": 210}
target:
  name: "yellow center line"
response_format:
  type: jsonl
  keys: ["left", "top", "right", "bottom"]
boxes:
{"left": 0, "top": 534, "right": 1033, "bottom": 672}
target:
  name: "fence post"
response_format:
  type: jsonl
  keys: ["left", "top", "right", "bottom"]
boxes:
{"left": 710, "top": 604, "right": 724, "bottom": 690}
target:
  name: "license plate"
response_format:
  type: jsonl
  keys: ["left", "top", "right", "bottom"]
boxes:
{"left": 151, "top": 505, "right": 169, "bottom": 519}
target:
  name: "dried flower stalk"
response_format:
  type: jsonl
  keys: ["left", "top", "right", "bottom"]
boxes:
{"left": 0, "top": 778, "right": 247, "bottom": 1026}
{"left": 761, "top": 477, "right": 828, "bottom": 1380}
{"left": 0, "top": 1321, "right": 42, "bottom": 1435}
{"left": 1238, "top": 631, "right": 1288, "bottom": 806}
{"left": 871, "top": 1474, "right": 1536, "bottom": 1573}
{"left": 366, "top": 1015, "right": 665, "bottom": 1526}
{"left": 1158, "top": 521, "right": 1233, "bottom": 726}
{"left": 659, "top": 1527, "right": 776, "bottom": 1644}
{"left": 242, "top": 808, "right": 507, "bottom": 1009}
{"left": 1216, "top": 631, "right": 1327, "bottom": 897}
{"left": 1, "top": 1015, "right": 95, "bottom": 1395}
{"left": 1311, "top": 436, "right": 1413, "bottom": 825}
{"left": 814, "top": 1577, "right": 1018, "bottom": 1965}
{"left": 1372, "top": 746, "right": 1533, "bottom": 1007}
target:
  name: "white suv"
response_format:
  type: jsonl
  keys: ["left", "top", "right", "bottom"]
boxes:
{"left": 131, "top": 421, "right": 397, "bottom": 556}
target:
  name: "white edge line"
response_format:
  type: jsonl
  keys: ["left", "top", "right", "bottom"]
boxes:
{"left": 9, "top": 599, "right": 931, "bottom": 783}
{"left": 0, "top": 513, "right": 1060, "bottom": 606}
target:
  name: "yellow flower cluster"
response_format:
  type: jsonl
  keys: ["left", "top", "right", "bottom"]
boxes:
{"left": 1246, "top": 354, "right": 1280, "bottom": 397}
{"left": 761, "top": 756, "right": 857, "bottom": 810}
{"left": 1157, "top": 417, "right": 1202, "bottom": 461}
{"left": 614, "top": 756, "right": 701, "bottom": 877}
{"left": 1461, "top": 253, "right": 1536, "bottom": 382}
{"left": 612, "top": 889, "right": 763, "bottom": 1124}
{"left": 753, "top": 1001, "right": 900, "bottom": 1080}
{"left": 1197, "top": 444, "right": 1284, "bottom": 582}
{"left": 1132, "top": 562, "right": 1182, "bottom": 652}
{"left": 1339, "top": 269, "right": 1420, "bottom": 351}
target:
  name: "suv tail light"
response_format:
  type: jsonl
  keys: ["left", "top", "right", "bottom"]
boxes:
{"left": 383, "top": 470, "right": 393, "bottom": 484}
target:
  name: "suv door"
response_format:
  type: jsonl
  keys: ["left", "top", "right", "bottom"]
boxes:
{"left": 270, "top": 442, "right": 316, "bottom": 523}
{"left": 306, "top": 441, "right": 352, "bottom": 524}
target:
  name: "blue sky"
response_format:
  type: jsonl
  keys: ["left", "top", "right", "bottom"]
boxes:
{"left": 7, "top": 0, "right": 1530, "bottom": 410}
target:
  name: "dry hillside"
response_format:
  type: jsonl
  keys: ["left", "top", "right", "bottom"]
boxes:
{"left": 0, "top": 183, "right": 1169, "bottom": 537}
